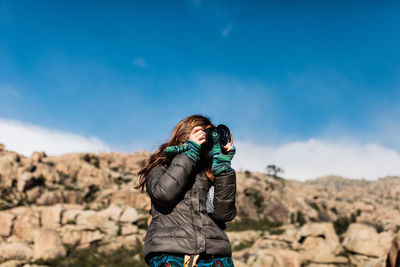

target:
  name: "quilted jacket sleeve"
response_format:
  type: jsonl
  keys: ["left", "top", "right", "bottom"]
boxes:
{"left": 146, "top": 154, "right": 194, "bottom": 209}
{"left": 213, "top": 169, "right": 237, "bottom": 222}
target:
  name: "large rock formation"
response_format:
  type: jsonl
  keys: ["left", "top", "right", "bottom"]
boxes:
{"left": 33, "top": 228, "right": 66, "bottom": 260}
{"left": 0, "top": 146, "right": 399, "bottom": 266}
{"left": 343, "top": 223, "right": 393, "bottom": 257}
{"left": 387, "top": 232, "right": 400, "bottom": 267}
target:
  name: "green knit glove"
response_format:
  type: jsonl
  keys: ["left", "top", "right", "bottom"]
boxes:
{"left": 164, "top": 140, "right": 201, "bottom": 166}
{"left": 209, "top": 131, "right": 236, "bottom": 175}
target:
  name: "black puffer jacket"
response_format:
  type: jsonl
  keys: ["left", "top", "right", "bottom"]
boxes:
{"left": 143, "top": 154, "right": 237, "bottom": 264}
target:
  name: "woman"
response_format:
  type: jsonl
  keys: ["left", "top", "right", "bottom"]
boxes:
{"left": 136, "top": 115, "right": 237, "bottom": 267}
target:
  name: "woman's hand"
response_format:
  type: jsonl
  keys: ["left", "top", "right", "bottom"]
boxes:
{"left": 189, "top": 126, "right": 206, "bottom": 146}
{"left": 163, "top": 126, "right": 208, "bottom": 166}
{"left": 209, "top": 131, "right": 236, "bottom": 175}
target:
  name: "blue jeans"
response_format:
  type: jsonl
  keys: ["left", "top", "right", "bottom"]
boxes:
{"left": 149, "top": 253, "right": 235, "bottom": 267}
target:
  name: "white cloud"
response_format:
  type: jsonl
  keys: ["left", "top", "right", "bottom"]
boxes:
{"left": 2, "top": 118, "right": 399, "bottom": 182}
{"left": 232, "top": 139, "right": 400, "bottom": 181}
{"left": 0, "top": 85, "right": 20, "bottom": 98}
{"left": 221, "top": 23, "right": 232, "bottom": 37}
{"left": 0, "top": 118, "right": 111, "bottom": 156}
{"left": 133, "top": 57, "right": 148, "bottom": 68}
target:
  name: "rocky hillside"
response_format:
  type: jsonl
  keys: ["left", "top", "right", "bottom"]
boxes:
{"left": 0, "top": 143, "right": 399, "bottom": 267}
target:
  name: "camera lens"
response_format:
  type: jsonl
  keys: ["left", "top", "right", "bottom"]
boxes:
{"left": 203, "top": 127, "right": 215, "bottom": 150}
{"left": 216, "top": 124, "right": 231, "bottom": 147}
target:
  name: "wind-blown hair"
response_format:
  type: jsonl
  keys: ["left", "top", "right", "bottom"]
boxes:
{"left": 135, "top": 114, "right": 215, "bottom": 192}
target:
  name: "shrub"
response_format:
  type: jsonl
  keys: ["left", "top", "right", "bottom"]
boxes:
{"left": 333, "top": 216, "right": 350, "bottom": 236}
{"left": 31, "top": 243, "right": 146, "bottom": 267}
{"left": 244, "top": 188, "right": 265, "bottom": 213}
{"left": 296, "top": 211, "right": 306, "bottom": 226}
{"left": 356, "top": 209, "right": 362, "bottom": 216}
{"left": 290, "top": 212, "right": 295, "bottom": 224}
{"left": 374, "top": 223, "right": 384, "bottom": 233}
{"left": 83, "top": 185, "right": 100, "bottom": 202}
{"left": 350, "top": 213, "right": 357, "bottom": 223}
{"left": 310, "top": 202, "right": 320, "bottom": 212}
{"left": 232, "top": 239, "right": 255, "bottom": 251}
{"left": 330, "top": 207, "right": 338, "bottom": 215}
{"left": 269, "top": 228, "right": 286, "bottom": 235}
{"left": 226, "top": 217, "right": 282, "bottom": 232}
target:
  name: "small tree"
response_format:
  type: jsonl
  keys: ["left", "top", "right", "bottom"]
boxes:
{"left": 266, "top": 165, "right": 284, "bottom": 178}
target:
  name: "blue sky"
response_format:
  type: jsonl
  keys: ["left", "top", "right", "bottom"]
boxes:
{"left": 1, "top": 1, "right": 400, "bottom": 179}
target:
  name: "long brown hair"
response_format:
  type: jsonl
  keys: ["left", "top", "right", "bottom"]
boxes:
{"left": 135, "top": 114, "right": 215, "bottom": 192}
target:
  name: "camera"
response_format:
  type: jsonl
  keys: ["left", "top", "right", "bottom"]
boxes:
{"left": 203, "top": 124, "right": 231, "bottom": 154}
